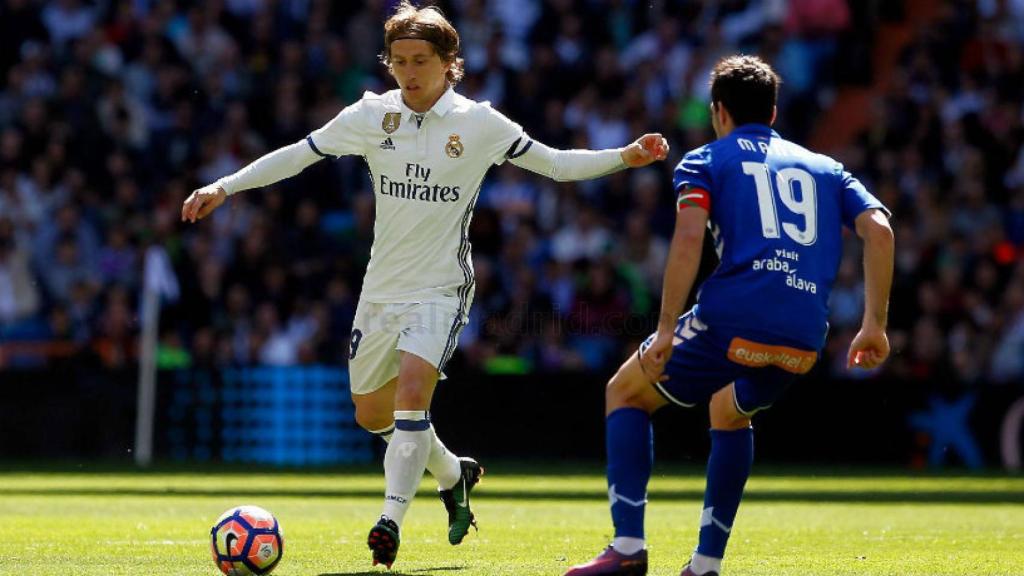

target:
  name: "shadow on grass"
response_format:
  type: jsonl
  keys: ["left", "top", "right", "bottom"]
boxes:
{"left": 320, "top": 568, "right": 464, "bottom": 576}
{"left": 1, "top": 487, "right": 1021, "bottom": 504}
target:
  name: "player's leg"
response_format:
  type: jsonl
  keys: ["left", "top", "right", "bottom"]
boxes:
{"left": 394, "top": 299, "right": 482, "bottom": 545}
{"left": 352, "top": 377, "right": 398, "bottom": 434}
{"left": 605, "top": 352, "right": 668, "bottom": 552}
{"left": 348, "top": 299, "right": 465, "bottom": 496}
{"left": 367, "top": 351, "right": 439, "bottom": 567}
{"left": 684, "top": 366, "right": 792, "bottom": 576}
{"left": 683, "top": 383, "right": 751, "bottom": 576}
{"left": 381, "top": 351, "right": 439, "bottom": 523}
{"left": 351, "top": 377, "right": 464, "bottom": 492}
{"left": 565, "top": 352, "right": 666, "bottom": 576}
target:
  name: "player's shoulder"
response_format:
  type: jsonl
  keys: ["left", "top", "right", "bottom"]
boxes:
{"left": 451, "top": 92, "right": 508, "bottom": 121}
{"left": 673, "top": 142, "right": 716, "bottom": 186}
{"left": 451, "top": 90, "right": 481, "bottom": 111}
{"left": 315, "top": 90, "right": 393, "bottom": 136}
{"left": 353, "top": 89, "right": 401, "bottom": 113}
{"left": 770, "top": 135, "right": 842, "bottom": 173}
{"left": 677, "top": 142, "right": 714, "bottom": 166}
{"left": 673, "top": 143, "right": 715, "bottom": 190}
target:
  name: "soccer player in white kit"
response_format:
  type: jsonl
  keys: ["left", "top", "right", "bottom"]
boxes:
{"left": 181, "top": 1, "right": 668, "bottom": 568}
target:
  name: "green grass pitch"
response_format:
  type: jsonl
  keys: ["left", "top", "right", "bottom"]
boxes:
{"left": 1, "top": 464, "right": 1022, "bottom": 575}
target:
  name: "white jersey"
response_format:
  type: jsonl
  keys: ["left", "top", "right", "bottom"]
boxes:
{"left": 307, "top": 87, "right": 524, "bottom": 306}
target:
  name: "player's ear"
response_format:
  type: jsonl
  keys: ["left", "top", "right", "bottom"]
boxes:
{"left": 769, "top": 105, "right": 777, "bottom": 126}
{"left": 381, "top": 48, "right": 395, "bottom": 79}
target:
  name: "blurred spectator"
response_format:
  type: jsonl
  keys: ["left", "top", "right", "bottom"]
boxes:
{"left": 0, "top": 0, "right": 1020, "bottom": 381}
{"left": 43, "top": 236, "right": 100, "bottom": 304}
{"left": 41, "top": 0, "right": 94, "bottom": 52}
{"left": 552, "top": 205, "right": 612, "bottom": 263}
{"left": 0, "top": 217, "right": 40, "bottom": 327}
{"left": 615, "top": 211, "right": 668, "bottom": 300}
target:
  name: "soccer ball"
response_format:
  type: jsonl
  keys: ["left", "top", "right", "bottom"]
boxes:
{"left": 210, "top": 505, "right": 284, "bottom": 576}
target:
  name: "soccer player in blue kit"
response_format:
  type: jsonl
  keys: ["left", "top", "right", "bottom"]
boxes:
{"left": 566, "top": 55, "right": 895, "bottom": 576}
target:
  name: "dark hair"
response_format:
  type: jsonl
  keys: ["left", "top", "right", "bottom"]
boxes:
{"left": 380, "top": 1, "right": 465, "bottom": 85}
{"left": 709, "top": 55, "right": 780, "bottom": 126}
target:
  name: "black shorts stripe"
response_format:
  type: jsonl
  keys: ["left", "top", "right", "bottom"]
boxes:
{"left": 438, "top": 309, "right": 462, "bottom": 374}
{"left": 438, "top": 317, "right": 466, "bottom": 373}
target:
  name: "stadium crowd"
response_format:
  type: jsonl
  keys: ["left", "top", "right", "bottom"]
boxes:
{"left": 0, "top": 0, "right": 1023, "bottom": 385}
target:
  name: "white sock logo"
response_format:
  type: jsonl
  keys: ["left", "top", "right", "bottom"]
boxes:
{"left": 608, "top": 484, "right": 648, "bottom": 508}
{"left": 398, "top": 441, "right": 419, "bottom": 458}
{"left": 699, "top": 506, "right": 732, "bottom": 533}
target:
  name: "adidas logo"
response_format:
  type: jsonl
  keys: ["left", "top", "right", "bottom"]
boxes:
{"left": 380, "top": 137, "right": 395, "bottom": 150}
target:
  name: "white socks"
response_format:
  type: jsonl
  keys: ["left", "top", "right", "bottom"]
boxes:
{"left": 371, "top": 416, "right": 462, "bottom": 491}
{"left": 381, "top": 410, "right": 432, "bottom": 525}
{"left": 612, "top": 536, "right": 645, "bottom": 555}
{"left": 689, "top": 552, "right": 722, "bottom": 575}
{"left": 426, "top": 429, "right": 462, "bottom": 490}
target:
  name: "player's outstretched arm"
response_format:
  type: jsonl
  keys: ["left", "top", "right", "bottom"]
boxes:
{"left": 640, "top": 206, "right": 708, "bottom": 382}
{"left": 848, "top": 208, "right": 894, "bottom": 370}
{"left": 620, "top": 134, "right": 670, "bottom": 167}
{"left": 181, "top": 139, "right": 321, "bottom": 223}
{"left": 506, "top": 134, "right": 668, "bottom": 182}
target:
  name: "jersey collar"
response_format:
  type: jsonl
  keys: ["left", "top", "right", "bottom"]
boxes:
{"left": 430, "top": 85, "right": 455, "bottom": 117}
{"left": 732, "top": 123, "right": 778, "bottom": 138}
{"left": 401, "top": 85, "right": 455, "bottom": 123}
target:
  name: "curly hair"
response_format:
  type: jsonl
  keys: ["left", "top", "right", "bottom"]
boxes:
{"left": 710, "top": 55, "right": 781, "bottom": 126}
{"left": 380, "top": 1, "right": 465, "bottom": 86}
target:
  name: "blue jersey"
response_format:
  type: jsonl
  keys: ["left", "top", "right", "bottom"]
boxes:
{"left": 673, "top": 124, "right": 887, "bottom": 351}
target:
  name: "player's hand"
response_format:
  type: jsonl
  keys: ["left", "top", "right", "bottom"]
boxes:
{"left": 639, "top": 330, "right": 673, "bottom": 383}
{"left": 847, "top": 324, "right": 890, "bottom": 370}
{"left": 621, "top": 133, "right": 669, "bottom": 167}
{"left": 181, "top": 184, "right": 227, "bottom": 223}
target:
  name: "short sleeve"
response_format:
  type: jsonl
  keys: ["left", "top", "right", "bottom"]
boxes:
{"left": 481, "top": 104, "right": 527, "bottom": 166}
{"left": 306, "top": 98, "right": 367, "bottom": 158}
{"left": 673, "top": 146, "right": 713, "bottom": 194}
{"left": 838, "top": 166, "right": 890, "bottom": 230}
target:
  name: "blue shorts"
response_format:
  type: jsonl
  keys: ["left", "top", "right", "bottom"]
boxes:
{"left": 638, "top": 309, "right": 818, "bottom": 415}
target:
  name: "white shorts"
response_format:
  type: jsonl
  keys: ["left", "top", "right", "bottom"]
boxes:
{"left": 347, "top": 298, "right": 468, "bottom": 395}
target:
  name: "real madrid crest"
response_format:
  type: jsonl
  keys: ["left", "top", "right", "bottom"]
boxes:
{"left": 445, "top": 134, "right": 464, "bottom": 158}
{"left": 382, "top": 112, "right": 401, "bottom": 134}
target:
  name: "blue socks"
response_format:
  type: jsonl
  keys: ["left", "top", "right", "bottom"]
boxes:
{"left": 604, "top": 407, "right": 754, "bottom": 568}
{"left": 696, "top": 427, "right": 754, "bottom": 559}
{"left": 606, "top": 408, "right": 653, "bottom": 539}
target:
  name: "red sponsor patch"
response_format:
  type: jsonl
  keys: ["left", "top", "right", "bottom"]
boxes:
{"left": 727, "top": 337, "right": 817, "bottom": 374}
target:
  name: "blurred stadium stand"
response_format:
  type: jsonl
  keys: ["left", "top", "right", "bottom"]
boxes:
{"left": 1, "top": 0, "right": 1024, "bottom": 466}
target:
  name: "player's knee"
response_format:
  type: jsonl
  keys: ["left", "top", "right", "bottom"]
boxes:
{"left": 605, "top": 369, "right": 657, "bottom": 414}
{"left": 353, "top": 403, "right": 392, "bottom": 432}
{"left": 710, "top": 412, "right": 751, "bottom": 431}
{"left": 394, "top": 380, "right": 433, "bottom": 410}
{"left": 709, "top": 397, "right": 751, "bottom": 430}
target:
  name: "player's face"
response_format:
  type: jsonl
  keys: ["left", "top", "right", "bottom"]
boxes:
{"left": 389, "top": 39, "right": 451, "bottom": 112}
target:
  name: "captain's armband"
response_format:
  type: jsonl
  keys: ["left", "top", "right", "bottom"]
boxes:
{"left": 676, "top": 186, "right": 711, "bottom": 212}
